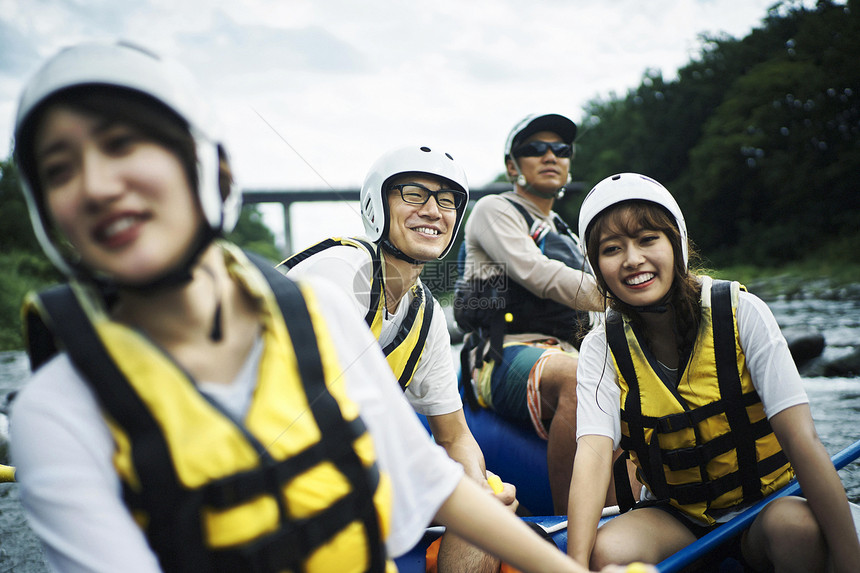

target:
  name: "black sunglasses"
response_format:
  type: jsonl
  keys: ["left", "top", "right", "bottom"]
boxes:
{"left": 389, "top": 183, "right": 466, "bottom": 210}
{"left": 513, "top": 141, "right": 573, "bottom": 158}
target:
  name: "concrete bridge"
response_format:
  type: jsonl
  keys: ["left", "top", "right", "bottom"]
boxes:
{"left": 242, "top": 181, "right": 585, "bottom": 254}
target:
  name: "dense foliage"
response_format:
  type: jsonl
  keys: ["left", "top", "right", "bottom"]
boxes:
{"left": 0, "top": 158, "right": 280, "bottom": 350}
{"left": 561, "top": 0, "right": 859, "bottom": 268}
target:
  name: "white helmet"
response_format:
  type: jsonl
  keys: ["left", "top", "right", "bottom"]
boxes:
{"left": 360, "top": 145, "right": 469, "bottom": 259}
{"left": 13, "top": 40, "right": 241, "bottom": 278}
{"left": 504, "top": 113, "right": 577, "bottom": 161}
{"left": 578, "top": 173, "right": 688, "bottom": 268}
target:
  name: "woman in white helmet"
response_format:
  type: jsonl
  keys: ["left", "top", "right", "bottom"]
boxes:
{"left": 567, "top": 173, "right": 860, "bottom": 571}
{"left": 9, "top": 41, "right": 646, "bottom": 573}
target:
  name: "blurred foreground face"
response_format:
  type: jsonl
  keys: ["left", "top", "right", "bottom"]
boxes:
{"left": 35, "top": 105, "right": 202, "bottom": 285}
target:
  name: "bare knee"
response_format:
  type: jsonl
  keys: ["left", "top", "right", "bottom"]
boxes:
{"left": 590, "top": 527, "right": 643, "bottom": 569}
{"left": 437, "top": 533, "right": 500, "bottom": 573}
{"left": 590, "top": 530, "right": 623, "bottom": 569}
{"left": 745, "top": 497, "right": 826, "bottom": 571}
{"left": 762, "top": 497, "right": 823, "bottom": 547}
{"left": 539, "top": 355, "right": 578, "bottom": 414}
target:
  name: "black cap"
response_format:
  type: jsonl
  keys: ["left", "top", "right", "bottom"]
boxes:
{"left": 504, "top": 113, "right": 577, "bottom": 159}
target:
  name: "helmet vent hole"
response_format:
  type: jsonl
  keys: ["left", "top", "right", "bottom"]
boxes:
{"left": 445, "top": 153, "right": 453, "bottom": 160}
{"left": 611, "top": 174, "right": 621, "bottom": 181}
{"left": 420, "top": 146, "right": 431, "bottom": 152}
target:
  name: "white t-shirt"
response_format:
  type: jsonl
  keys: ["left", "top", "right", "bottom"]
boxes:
{"left": 287, "top": 243, "right": 462, "bottom": 417}
{"left": 10, "top": 277, "right": 463, "bottom": 573}
{"left": 576, "top": 289, "right": 809, "bottom": 447}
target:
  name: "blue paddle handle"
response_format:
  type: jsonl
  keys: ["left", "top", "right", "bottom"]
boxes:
{"left": 657, "top": 438, "right": 860, "bottom": 573}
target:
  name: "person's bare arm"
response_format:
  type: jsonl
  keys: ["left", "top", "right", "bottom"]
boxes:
{"left": 428, "top": 410, "right": 487, "bottom": 482}
{"left": 567, "top": 435, "right": 614, "bottom": 565}
{"left": 769, "top": 404, "right": 860, "bottom": 572}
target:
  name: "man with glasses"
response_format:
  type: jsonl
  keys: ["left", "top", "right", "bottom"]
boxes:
{"left": 283, "top": 145, "right": 514, "bottom": 573}
{"left": 456, "top": 114, "right": 606, "bottom": 516}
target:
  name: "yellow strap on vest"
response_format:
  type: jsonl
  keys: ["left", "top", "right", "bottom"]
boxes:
{"left": 383, "top": 282, "right": 431, "bottom": 389}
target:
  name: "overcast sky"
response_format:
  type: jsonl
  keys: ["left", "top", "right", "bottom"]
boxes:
{"left": 0, "top": 0, "right": 816, "bottom": 250}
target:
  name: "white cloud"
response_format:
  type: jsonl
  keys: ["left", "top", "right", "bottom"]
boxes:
{"left": 0, "top": 0, "right": 824, "bottom": 248}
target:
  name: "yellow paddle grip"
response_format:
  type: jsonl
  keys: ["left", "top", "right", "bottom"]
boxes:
{"left": 487, "top": 474, "right": 503, "bottom": 494}
{"left": 0, "top": 464, "right": 16, "bottom": 483}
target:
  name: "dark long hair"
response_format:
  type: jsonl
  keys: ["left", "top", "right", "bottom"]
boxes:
{"left": 586, "top": 201, "right": 702, "bottom": 353}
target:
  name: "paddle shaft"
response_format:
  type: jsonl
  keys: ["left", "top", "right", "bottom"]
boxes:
{"left": 656, "top": 437, "right": 860, "bottom": 573}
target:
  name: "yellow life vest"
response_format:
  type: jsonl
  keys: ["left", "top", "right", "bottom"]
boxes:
{"left": 280, "top": 237, "right": 434, "bottom": 390}
{"left": 607, "top": 277, "right": 794, "bottom": 525}
{"left": 24, "top": 247, "right": 395, "bottom": 573}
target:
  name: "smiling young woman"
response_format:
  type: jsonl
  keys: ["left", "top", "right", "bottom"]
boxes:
{"left": 35, "top": 104, "right": 202, "bottom": 285}
{"left": 567, "top": 172, "right": 860, "bottom": 572}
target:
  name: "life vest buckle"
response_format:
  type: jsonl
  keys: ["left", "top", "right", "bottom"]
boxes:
{"left": 656, "top": 411, "right": 693, "bottom": 433}
{"left": 662, "top": 444, "right": 707, "bottom": 471}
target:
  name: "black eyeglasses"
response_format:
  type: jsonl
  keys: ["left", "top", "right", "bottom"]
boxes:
{"left": 389, "top": 183, "right": 466, "bottom": 211}
{"left": 512, "top": 141, "right": 573, "bottom": 158}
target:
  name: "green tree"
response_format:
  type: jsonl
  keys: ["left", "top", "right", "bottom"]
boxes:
{"left": 226, "top": 205, "right": 282, "bottom": 263}
{"left": 0, "top": 159, "right": 41, "bottom": 254}
{"left": 565, "top": 0, "right": 859, "bottom": 269}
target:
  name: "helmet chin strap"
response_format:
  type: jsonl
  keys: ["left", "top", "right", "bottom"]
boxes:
{"left": 631, "top": 292, "right": 673, "bottom": 314}
{"left": 380, "top": 238, "right": 427, "bottom": 266}
{"left": 113, "top": 225, "right": 217, "bottom": 294}
{"left": 632, "top": 303, "right": 669, "bottom": 313}
{"left": 92, "top": 225, "right": 225, "bottom": 342}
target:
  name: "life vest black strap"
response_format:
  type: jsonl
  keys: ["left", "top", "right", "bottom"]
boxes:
{"left": 659, "top": 415, "right": 776, "bottom": 472}
{"left": 504, "top": 197, "right": 578, "bottom": 248}
{"left": 613, "top": 450, "right": 637, "bottom": 513}
{"left": 278, "top": 237, "right": 383, "bottom": 330}
{"left": 279, "top": 237, "right": 344, "bottom": 269}
{"left": 625, "top": 389, "right": 761, "bottom": 434}
{"left": 212, "top": 477, "right": 384, "bottom": 573}
{"left": 711, "top": 280, "right": 761, "bottom": 503}
{"left": 607, "top": 310, "right": 671, "bottom": 501}
{"left": 252, "top": 254, "right": 386, "bottom": 572}
{"left": 459, "top": 332, "right": 483, "bottom": 411}
{"left": 382, "top": 282, "right": 434, "bottom": 390}
{"left": 30, "top": 284, "right": 187, "bottom": 570}
{"left": 203, "top": 417, "right": 376, "bottom": 509}
{"left": 666, "top": 449, "right": 789, "bottom": 507}
{"left": 504, "top": 198, "right": 534, "bottom": 227}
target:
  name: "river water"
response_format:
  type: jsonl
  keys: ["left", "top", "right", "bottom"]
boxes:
{"left": 0, "top": 292, "right": 858, "bottom": 572}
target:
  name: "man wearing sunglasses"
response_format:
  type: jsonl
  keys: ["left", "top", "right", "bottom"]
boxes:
{"left": 283, "top": 145, "right": 515, "bottom": 573}
{"left": 456, "top": 114, "right": 606, "bottom": 516}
